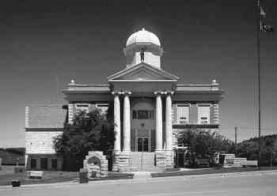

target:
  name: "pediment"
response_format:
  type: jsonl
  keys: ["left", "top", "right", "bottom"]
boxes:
{"left": 107, "top": 63, "right": 179, "bottom": 82}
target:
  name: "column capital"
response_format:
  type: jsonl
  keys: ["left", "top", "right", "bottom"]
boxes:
{"left": 123, "top": 90, "right": 132, "bottom": 95}
{"left": 112, "top": 90, "right": 132, "bottom": 95}
{"left": 154, "top": 91, "right": 174, "bottom": 96}
{"left": 166, "top": 91, "right": 174, "bottom": 96}
{"left": 111, "top": 91, "right": 120, "bottom": 95}
{"left": 154, "top": 91, "right": 165, "bottom": 95}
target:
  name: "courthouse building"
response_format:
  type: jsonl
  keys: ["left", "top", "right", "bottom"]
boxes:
{"left": 25, "top": 28, "right": 224, "bottom": 171}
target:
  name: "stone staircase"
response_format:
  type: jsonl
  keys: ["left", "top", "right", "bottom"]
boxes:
{"left": 129, "top": 152, "right": 163, "bottom": 172}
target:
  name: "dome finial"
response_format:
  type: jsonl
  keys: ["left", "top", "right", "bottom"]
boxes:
{"left": 142, "top": 27, "right": 145, "bottom": 31}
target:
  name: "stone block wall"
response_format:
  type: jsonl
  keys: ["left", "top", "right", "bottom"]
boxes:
{"left": 155, "top": 151, "right": 174, "bottom": 168}
{"left": 25, "top": 131, "right": 62, "bottom": 154}
{"left": 83, "top": 151, "right": 108, "bottom": 178}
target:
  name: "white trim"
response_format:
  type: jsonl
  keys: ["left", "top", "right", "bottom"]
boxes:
{"left": 109, "top": 80, "right": 178, "bottom": 82}
{"left": 197, "top": 104, "right": 211, "bottom": 124}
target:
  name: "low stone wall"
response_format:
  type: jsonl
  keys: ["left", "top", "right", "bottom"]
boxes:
{"left": 83, "top": 151, "right": 108, "bottom": 178}
{"left": 117, "top": 152, "right": 130, "bottom": 172}
{"left": 155, "top": 151, "right": 174, "bottom": 169}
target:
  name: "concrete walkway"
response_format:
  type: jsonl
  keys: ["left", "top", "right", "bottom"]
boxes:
{"left": 131, "top": 172, "right": 151, "bottom": 180}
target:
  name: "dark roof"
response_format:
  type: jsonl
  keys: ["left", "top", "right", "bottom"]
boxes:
{"left": 27, "top": 105, "right": 67, "bottom": 129}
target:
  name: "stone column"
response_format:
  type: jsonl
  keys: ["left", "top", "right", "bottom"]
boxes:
{"left": 112, "top": 92, "right": 121, "bottom": 152}
{"left": 123, "top": 91, "right": 131, "bottom": 152}
{"left": 165, "top": 92, "right": 173, "bottom": 151}
{"left": 155, "top": 92, "right": 163, "bottom": 151}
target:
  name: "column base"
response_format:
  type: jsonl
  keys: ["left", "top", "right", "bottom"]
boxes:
{"left": 112, "top": 150, "right": 121, "bottom": 172}
{"left": 117, "top": 151, "right": 131, "bottom": 172}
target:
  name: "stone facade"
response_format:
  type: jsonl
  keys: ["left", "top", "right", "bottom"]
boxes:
{"left": 25, "top": 131, "right": 62, "bottom": 154}
{"left": 25, "top": 28, "right": 224, "bottom": 172}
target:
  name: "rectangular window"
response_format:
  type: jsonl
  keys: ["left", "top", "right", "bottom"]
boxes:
{"left": 51, "top": 159, "right": 58, "bottom": 169}
{"left": 132, "top": 110, "right": 154, "bottom": 119}
{"left": 133, "top": 111, "right": 137, "bottom": 119}
{"left": 75, "top": 104, "right": 89, "bottom": 113}
{"left": 198, "top": 104, "right": 210, "bottom": 124}
{"left": 149, "top": 111, "right": 154, "bottom": 119}
{"left": 96, "top": 103, "right": 109, "bottom": 116}
{"left": 30, "top": 158, "right": 37, "bottom": 169}
{"left": 177, "top": 104, "right": 189, "bottom": 124}
{"left": 138, "top": 110, "right": 149, "bottom": 119}
{"left": 40, "top": 158, "right": 48, "bottom": 170}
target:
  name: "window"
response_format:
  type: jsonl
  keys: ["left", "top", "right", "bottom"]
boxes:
{"left": 75, "top": 104, "right": 89, "bottom": 113}
{"left": 40, "top": 158, "right": 48, "bottom": 170}
{"left": 198, "top": 104, "right": 210, "bottom": 124}
{"left": 31, "top": 158, "right": 37, "bottom": 169}
{"left": 96, "top": 103, "right": 109, "bottom": 115}
{"left": 51, "top": 159, "right": 58, "bottom": 169}
{"left": 133, "top": 110, "right": 154, "bottom": 119}
{"left": 177, "top": 104, "right": 189, "bottom": 124}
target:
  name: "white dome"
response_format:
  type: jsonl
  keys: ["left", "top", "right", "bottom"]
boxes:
{"left": 126, "top": 28, "right": 161, "bottom": 47}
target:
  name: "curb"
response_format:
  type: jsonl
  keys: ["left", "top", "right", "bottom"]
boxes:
{"left": 1, "top": 169, "right": 277, "bottom": 190}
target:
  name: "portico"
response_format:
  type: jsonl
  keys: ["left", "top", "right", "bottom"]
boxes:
{"left": 111, "top": 90, "right": 174, "bottom": 153}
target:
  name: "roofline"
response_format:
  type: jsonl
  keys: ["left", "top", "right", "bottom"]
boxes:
{"left": 107, "top": 62, "right": 180, "bottom": 81}
{"left": 175, "top": 90, "right": 224, "bottom": 94}
{"left": 109, "top": 80, "right": 178, "bottom": 82}
{"left": 26, "top": 128, "right": 64, "bottom": 131}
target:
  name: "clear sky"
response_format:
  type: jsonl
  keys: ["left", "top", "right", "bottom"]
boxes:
{"left": 0, "top": 0, "right": 277, "bottom": 147}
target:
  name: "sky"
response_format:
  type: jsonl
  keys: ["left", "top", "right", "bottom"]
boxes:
{"left": 0, "top": 0, "right": 277, "bottom": 147}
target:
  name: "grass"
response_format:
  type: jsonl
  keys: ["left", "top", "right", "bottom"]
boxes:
{"left": 151, "top": 166, "right": 277, "bottom": 178}
{"left": 1, "top": 165, "right": 276, "bottom": 185}
{"left": 0, "top": 166, "right": 78, "bottom": 186}
{"left": 0, "top": 166, "right": 134, "bottom": 186}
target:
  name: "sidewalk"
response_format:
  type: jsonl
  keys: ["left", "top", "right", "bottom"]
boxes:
{"left": 1, "top": 169, "right": 277, "bottom": 190}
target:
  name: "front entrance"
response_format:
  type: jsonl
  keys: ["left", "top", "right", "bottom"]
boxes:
{"left": 131, "top": 98, "right": 155, "bottom": 152}
{"left": 134, "top": 129, "right": 152, "bottom": 152}
{"left": 137, "top": 137, "right": 149, "bottom": 152}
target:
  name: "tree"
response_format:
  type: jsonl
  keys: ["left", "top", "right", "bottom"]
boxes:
{"left": 54, "top": 109, "right": 114, "bottom": 171}
{"left": 236, "top": 134, "right": 277, "bottom": 166}
{"left": 178, "top": 129, "right": 235, "bottom": 167}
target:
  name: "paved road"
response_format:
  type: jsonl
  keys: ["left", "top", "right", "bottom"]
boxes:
{"left": 1, "top": 171, "right": 277, "bottom": 196}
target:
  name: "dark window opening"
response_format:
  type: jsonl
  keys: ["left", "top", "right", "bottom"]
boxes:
{"left": 51, "top": 159, "right": 58, "bottom": 169}
{"left": 40, "top": 158, "right": 48, "bottom": 170}
{"left": 31, "top": 158, "right": 37, "bottom": 169}
{"left": 133, "top": 110, "right": 154, "bottom": 119}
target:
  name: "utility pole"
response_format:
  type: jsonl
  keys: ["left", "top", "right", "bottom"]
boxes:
{"left": 235, "top": 127, "right": 238, "bottom": 155}
{"left": 257, "top": 0, "right": 262, "bottom": 170}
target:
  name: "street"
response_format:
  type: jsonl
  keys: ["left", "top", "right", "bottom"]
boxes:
{"left": 1, "top": 171, "right": 277, "bottom": 196}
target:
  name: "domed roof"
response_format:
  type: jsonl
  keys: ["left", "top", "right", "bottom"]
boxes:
{"left": 126, "top": 28, "right": 161, "bottom": 47}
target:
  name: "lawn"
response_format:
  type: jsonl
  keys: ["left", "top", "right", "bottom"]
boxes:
{"left": 0, "top": 166, "right": 134, "bottom": 186}
{"left": 0, "top": 166, "right": 78, "bottom": 186}
{"left": 151, "top": 166, "right": 277, "bottom": 178}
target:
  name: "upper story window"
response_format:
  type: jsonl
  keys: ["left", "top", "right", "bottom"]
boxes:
{"left": 198, "top": 104, "right": 210, "bottom": 124}
{"left": 133, "top": 110, "right": 154, "bottom": 119}
{"left": 176, "top": 104, "right": 190, "bottom": 124}
{"left": 96, "top": 103, "right": 109, "bottom": 116}
{"left": 75, "top": 104, "right": 90, "bottom": 113}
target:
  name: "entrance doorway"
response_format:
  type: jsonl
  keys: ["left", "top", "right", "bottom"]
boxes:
{"left": 138, "top": 137, "right": 149, "bottom": 152}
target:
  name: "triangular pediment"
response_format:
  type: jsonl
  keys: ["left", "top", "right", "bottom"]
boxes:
{"left": 107, "top": 63, "right": 179, "bottom": 82}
